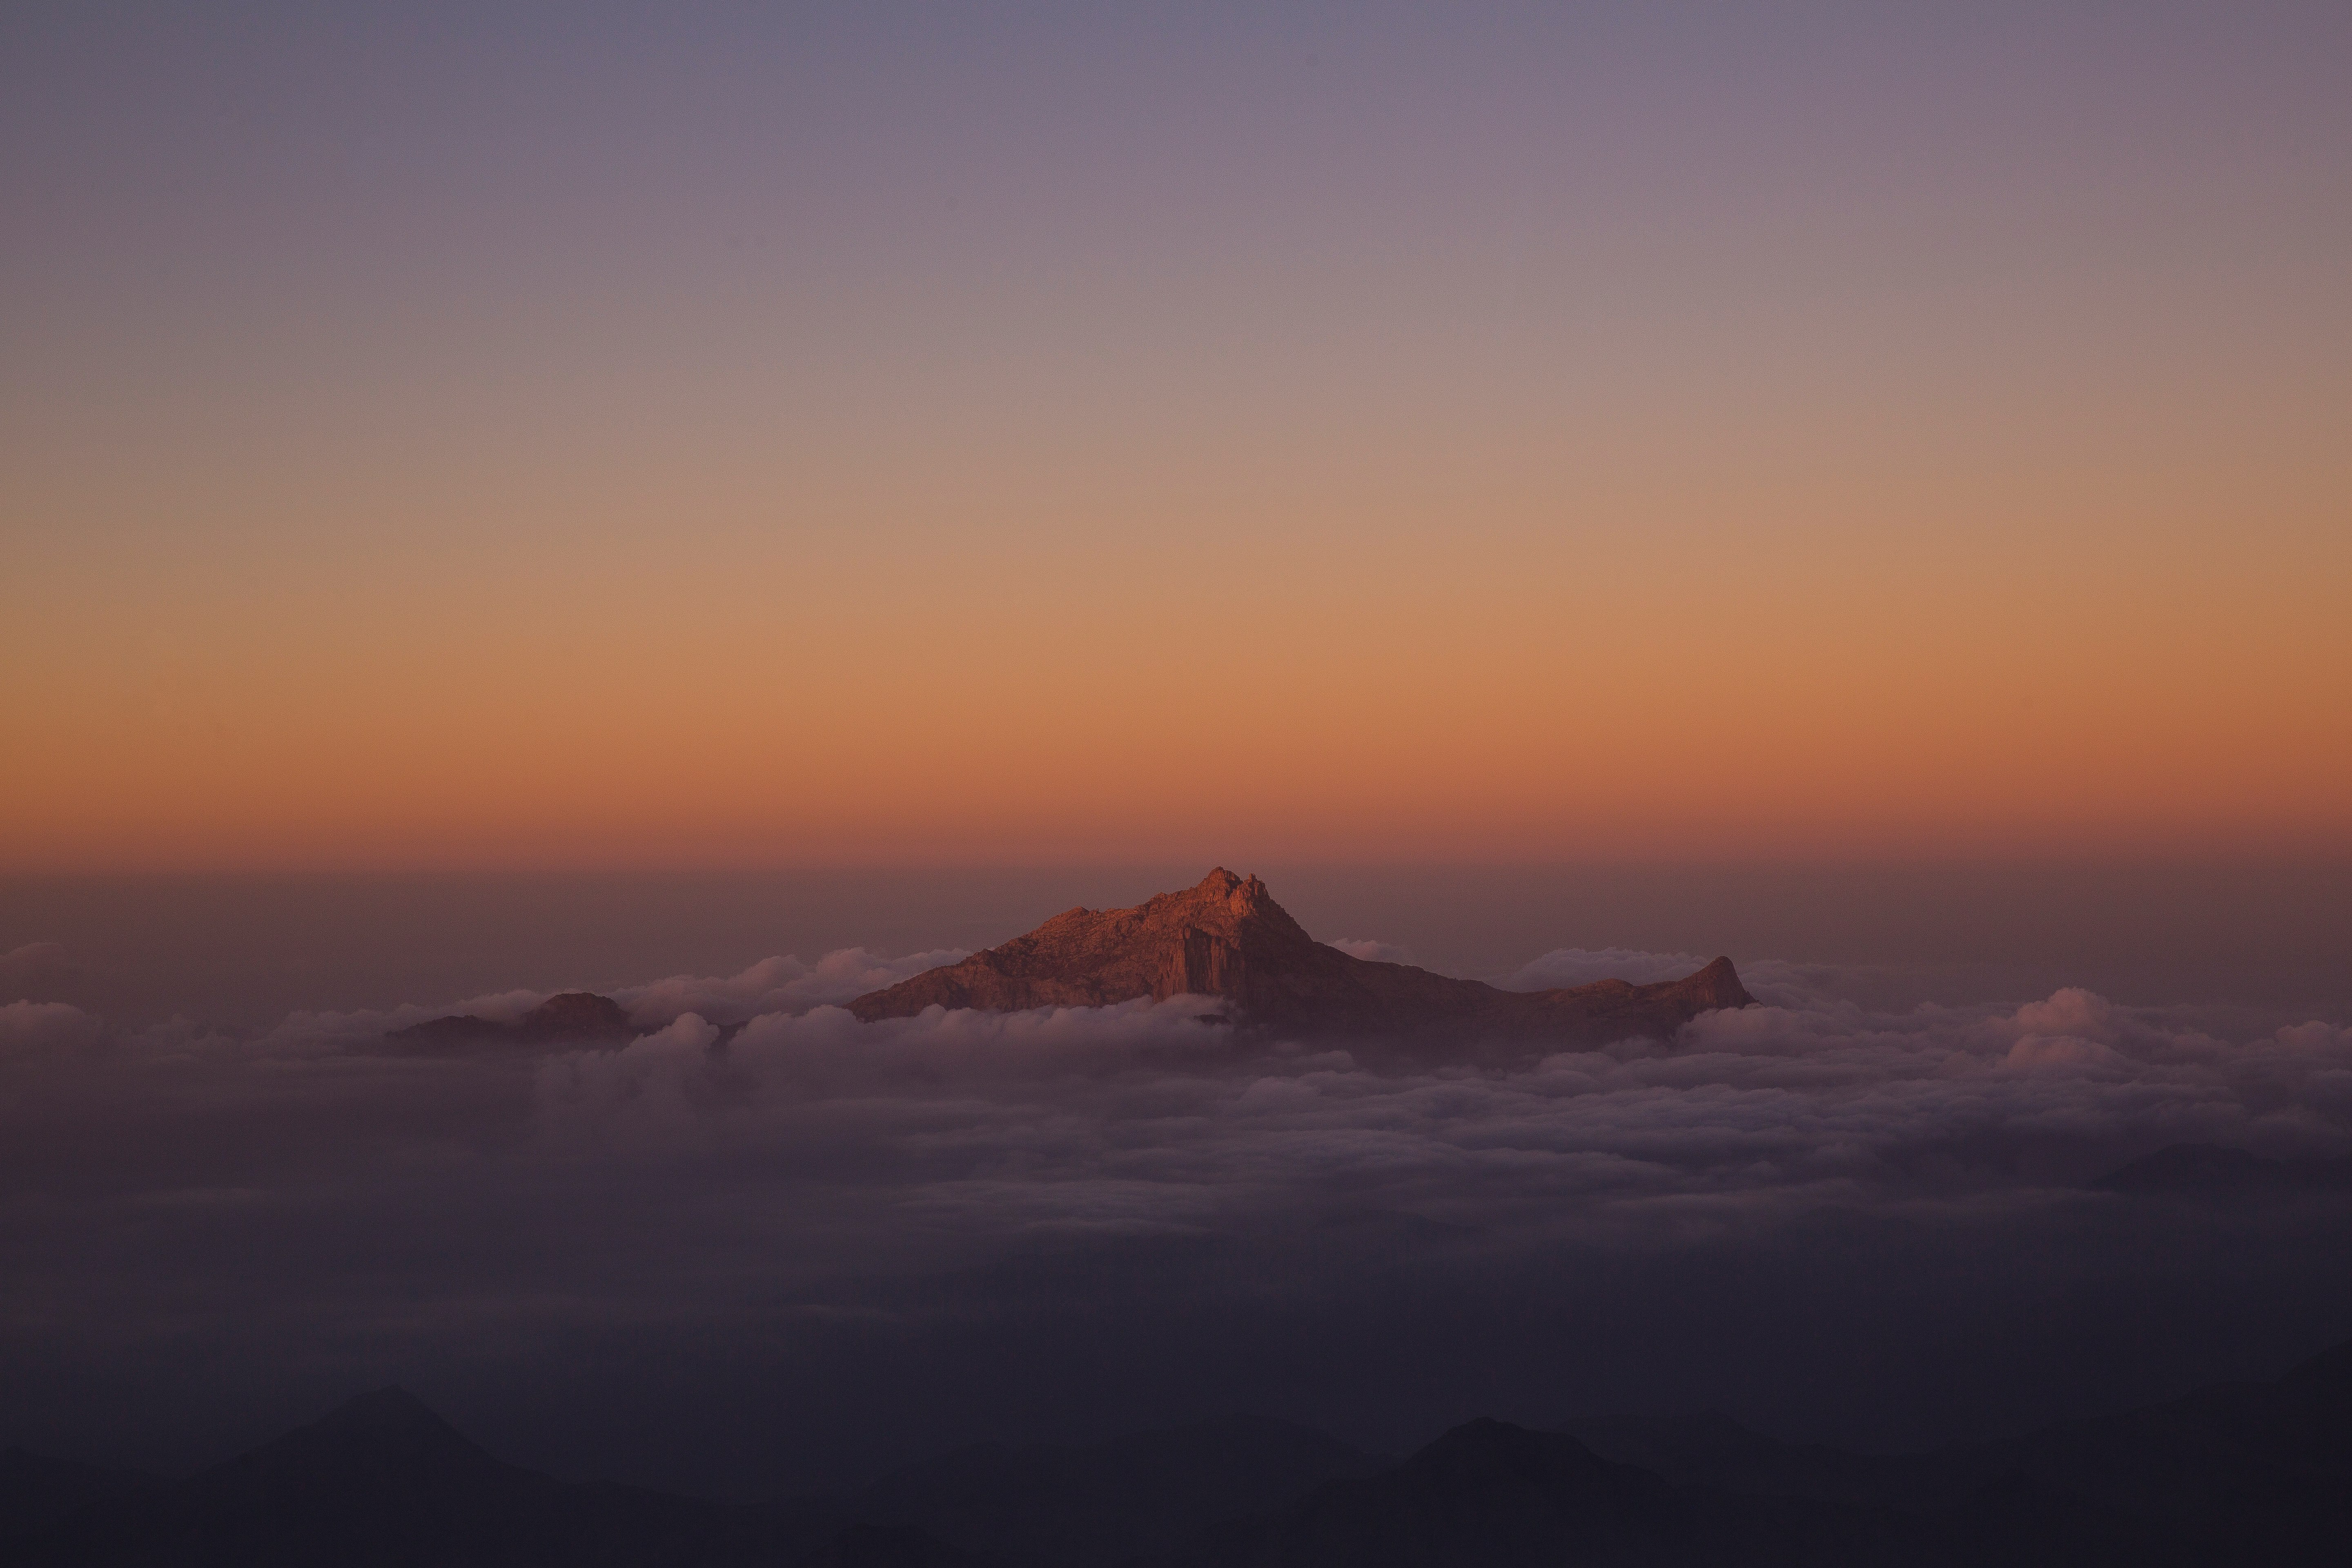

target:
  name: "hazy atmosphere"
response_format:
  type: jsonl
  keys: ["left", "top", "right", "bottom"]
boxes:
{"left": 6, "top": 864, "right": 2350, "bottom": 1499}
{"left": 4, "top": 4, "right": 2348, "bottom": 1565}
{"left": 8, "top": 2, "right": 2349, "bottom": 869}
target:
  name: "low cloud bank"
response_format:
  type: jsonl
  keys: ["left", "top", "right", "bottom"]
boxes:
{"left": 238, "top": 947, "right": 970, "bottom": 1054}
{"left": 3, "top": 942, "right": 2349, "bottom": 1489}
{"left": 17, "top": 947, "right": 2352, "bottom": 1221}
{"left": 612, "top": 947, "right": 971, "bottom": 1026}
{"left": 1498, "top": 947, "right": 1714, "bottom": 989}
{"left": 512, "top": 966, "right": 2352, "bottom": 1226}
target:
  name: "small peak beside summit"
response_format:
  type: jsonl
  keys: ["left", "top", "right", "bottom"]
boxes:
{"left": 516, "top": 991, "right": 633, "bottom": 1042}
{"left": 1679, "top": 957, "right": 1755, "bottom": 1009}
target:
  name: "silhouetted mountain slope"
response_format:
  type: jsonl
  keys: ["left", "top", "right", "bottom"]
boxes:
{"left": 1559, "top": 1336, "right": 2352, "bottom": 1564}
{"left": 18, "top": 1388, "right": 870, "bottom": 1567}
{"left": 1933, "top": 1336, "right": 2352, "bottom": 1561}
{"left": 850, "top": 869, "right": 1751, "bottom": 1046}
{"left": 1184, "top": 1417, "right": 1904, "bottom": 1567}
{"left": 387, "top": 991, "right": 636, "bottom": 1053}
{"left": 1552, "top": 1410, "right": 1920, "bottom": 1508}
{"left": 855, "top": 1414, "right": 1381, "bottom": 1566}
{"left": 0, "top": 1450, "right": 163, "bottom": 1545}
{"left": 797, "top": 1525, "right": 1017, "bottom": 1568}
{"left": 14, "top": 1338, "right": 2352, "bottom": 1566}
{"left": 2093, "top": 1142, "right": 2352, "bottom": 1196}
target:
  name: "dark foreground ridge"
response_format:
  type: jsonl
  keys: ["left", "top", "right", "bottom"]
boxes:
{"left": 7, "top": 1339, "right": 2350, "bottom": 1565}
{"left": 2092, "top": 1141, "right": 2352, "bottom": 1197}
{"left": 850, "top": 868, "right": 1753, "bottom": 1044}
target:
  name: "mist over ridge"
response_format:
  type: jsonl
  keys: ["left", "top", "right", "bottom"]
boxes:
{"left": 4, "top": 866, "right": 2349, "bottom": 1500}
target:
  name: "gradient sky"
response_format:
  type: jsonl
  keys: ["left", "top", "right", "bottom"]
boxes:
{"left": 6, "top": 1, "right": 2348, "bottom": 870}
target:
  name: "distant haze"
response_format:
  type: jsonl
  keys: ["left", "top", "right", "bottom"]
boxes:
{"left": 4, "top": 863, "right": 2350, "bottom": 1500}
{"left": 7, "top": 862, "right": 2350, "bottom": 1029}
{"left": 11, "top": 2, "right": 2352, "bottom": 1539}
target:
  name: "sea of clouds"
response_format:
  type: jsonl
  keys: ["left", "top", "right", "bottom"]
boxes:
{"left": 4, "top": 939, "right": 2350, "bottom": 1488}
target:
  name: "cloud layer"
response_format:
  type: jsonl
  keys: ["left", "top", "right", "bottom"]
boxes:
{"left": 2, "top": 944, "right": 2349, "bottom": 1492}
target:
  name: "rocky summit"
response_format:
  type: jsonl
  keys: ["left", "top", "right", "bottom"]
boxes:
{"left": 848, "top": 869, "right": 1753, "bottom": 1045}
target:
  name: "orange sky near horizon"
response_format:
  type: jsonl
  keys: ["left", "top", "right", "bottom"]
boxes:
{"left": 13, "top": 443, "right": 2347, "bottom": 870}
{"left": 5, "top": 6, "right": 2348, "bottom": 872}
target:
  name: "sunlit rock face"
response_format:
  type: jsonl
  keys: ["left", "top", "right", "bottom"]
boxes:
{"left": 849, "top": 868, "right": 1752, "bottom": 1045}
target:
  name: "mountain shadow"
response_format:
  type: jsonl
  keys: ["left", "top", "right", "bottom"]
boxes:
{"left": 2091, "top": 1142, "right": 2352, "bottom": 1198}
{"left": 0, "top": 1450, "right": 163, "bottom": 1552}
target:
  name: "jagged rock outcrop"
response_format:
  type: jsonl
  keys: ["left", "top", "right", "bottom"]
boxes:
{"left": 849, "top": 869, "right": 1752, "bottom": 1046}
{"left": 386, "top": 991, "right": 635, "bottom": 1053}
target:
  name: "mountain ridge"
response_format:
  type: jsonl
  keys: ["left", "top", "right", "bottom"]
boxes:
{"left": 9, "top": 1336, "right": 2352, "bottom": 1565}
{"left": 849, "top": 869, "right": 1753, "bottom": 1045}
{"left": 386, "top": 991, "right": 637, "bottom": 1053}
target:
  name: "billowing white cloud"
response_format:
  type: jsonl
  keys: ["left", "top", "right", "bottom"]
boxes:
{"left": 1329, "top": 938, "right": 1417, "bottom": 965}
{"left": 127, "top": 956, "right": 2352, "bottom": 1214}
{"left": 4, "top": 947, "right": 2349, "bottom": 1492}
{"left": 612, "top": 947, "right": 968, "bottom": 1027}
{"left": 252, "top": 947, "right": 971, "bottom": 1055}
{"left": 501, "top": 971, "right": 2352, "bottom": 1245}
{"left": 262, "top": 987, "right": 555, "bottom": 1053}
{"left": 1495, "top": 947, "right": 1713, "bottom": 990}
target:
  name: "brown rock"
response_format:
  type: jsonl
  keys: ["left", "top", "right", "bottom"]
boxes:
{"left": 847, "top": 869, "right": 1753, "bottom": 1047}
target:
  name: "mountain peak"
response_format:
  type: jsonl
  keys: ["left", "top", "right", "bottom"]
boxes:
{"left": 285, "top": 1386, "right": 492, "bottom": 1466}
{"left": 1198, "top": 865, "right": 1263, "bottom": 899}
{"left": 1155, "top": 867, "right": 1310, "bottom": 947}
{"left": 314, "top": 1386, "right": 443, "bottom": 1433}
{"left": 191, "top": 1384, "right": 507, "bottom": 1494}
{"left": 1410, "top": 1418, "right": 1609, "bottom": 1476}
{"left": 849, "top": 871, "right": 1751, "bottom": 1048}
